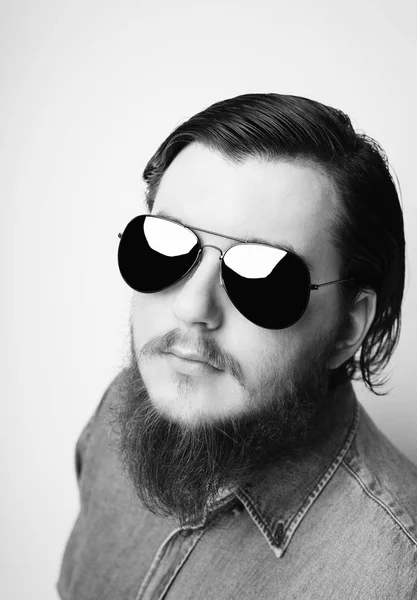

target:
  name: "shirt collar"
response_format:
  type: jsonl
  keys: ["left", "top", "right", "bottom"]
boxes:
{"left": 190, "top": 381, "right": 358, "bottom": 558}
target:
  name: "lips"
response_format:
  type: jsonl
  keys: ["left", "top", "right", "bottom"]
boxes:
{"left": 165, "top": 347, "right": 222, "bottom": 374}
{"left": 170, "top": 348, "right": 207, "bottom": 363}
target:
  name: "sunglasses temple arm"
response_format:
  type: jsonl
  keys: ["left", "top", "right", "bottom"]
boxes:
{"left": 310, "top": 277, "right": 353, "bottom": 290}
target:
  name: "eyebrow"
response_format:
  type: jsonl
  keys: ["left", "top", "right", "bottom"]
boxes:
{"left": 154, "top": 209, "right": 314, "bottom": 271}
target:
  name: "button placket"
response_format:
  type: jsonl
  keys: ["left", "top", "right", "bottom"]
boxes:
{"left": 135, "top": 526, "right": 206, "bottom": 600}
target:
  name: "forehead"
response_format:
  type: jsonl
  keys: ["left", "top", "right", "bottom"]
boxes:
{"left": 152, "top": 143, "right": 340, "bottom": 277}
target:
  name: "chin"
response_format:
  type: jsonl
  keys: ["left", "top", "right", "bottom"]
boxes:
{"left": 140, "top": 358, "right": 248, "bottom": 428}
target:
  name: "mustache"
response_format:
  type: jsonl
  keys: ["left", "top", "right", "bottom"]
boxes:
{"left": 138, "top": 328, "right": 244, "bottom": 384}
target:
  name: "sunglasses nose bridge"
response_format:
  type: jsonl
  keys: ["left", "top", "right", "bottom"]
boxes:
{"left": 200, "top": 243, "right": 224, "bottom": 256}
{"left": 198, "top": 244, "right": 225, "bottom": 287}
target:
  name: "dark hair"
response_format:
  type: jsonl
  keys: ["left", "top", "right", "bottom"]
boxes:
{"left": 142, "top": 93, "right": 405, "bottom": 395}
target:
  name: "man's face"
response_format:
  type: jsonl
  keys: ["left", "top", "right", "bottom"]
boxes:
{"left": 113, "top": 144, "right": 345, "bottom": 526}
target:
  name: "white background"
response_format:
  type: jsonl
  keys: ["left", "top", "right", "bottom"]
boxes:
{"left": 1, "top": 1, "right": 416, "bottom": 598}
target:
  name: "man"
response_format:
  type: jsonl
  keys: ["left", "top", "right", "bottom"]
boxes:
{"left": 57, "top": 94, "right": 417, "bottom": 599}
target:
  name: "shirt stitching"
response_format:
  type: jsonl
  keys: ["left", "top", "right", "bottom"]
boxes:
{"left": 158, "top": 529, "right": 206, "bottom": 600}
{"left": 236, "top": 488, "right": 284, "bottom": 558}
{"left": 135, "top": 527, "right": 206, "bottom": 600}
{"left": 279, "top": 398, "right": 360, "bottom": 554}
{"left": 237, "top": 397, "right": 360, "bottom": 559}
{"left": 135, "top": 527, "right": 181, "bottom": 600}
{"left": 341, "top": 458, "right": 417, "bottom": 550}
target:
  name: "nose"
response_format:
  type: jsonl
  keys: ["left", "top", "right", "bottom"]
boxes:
{"left": 172, "top": 245, "right": 224, "bottom": 330}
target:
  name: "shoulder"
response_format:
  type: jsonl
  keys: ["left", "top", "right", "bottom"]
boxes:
{"left": 74, "top": 370, "right": 127, "bottom": 476}
{"left": 342, "top": 401, "right": 417, "bottom": 550}
{"left": 288, "top": 402, "right": 417, "bottom": 597}
{"left": 317, "top": 401, "right": 417, "bottom": 594}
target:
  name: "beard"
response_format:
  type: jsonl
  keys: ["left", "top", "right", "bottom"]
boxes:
{"left": 109, "top": 323, "right": 342, "bottom": 528}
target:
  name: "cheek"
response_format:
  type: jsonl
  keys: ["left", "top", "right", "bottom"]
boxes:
{"left": 244, "top": 317, "right": 325, "bottom": 386}
{"left": 131, "top": 292, "right": 172, "bottom": 347}
{"left": 289, "top": 283, "right": 341, "bottom": 340}
{"left": 223, "top": 323, "right": 298, "bottom": 389}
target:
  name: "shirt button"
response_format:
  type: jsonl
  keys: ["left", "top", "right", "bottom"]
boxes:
{"left": 180, "top": 528, "right": 193, "bottom": 537}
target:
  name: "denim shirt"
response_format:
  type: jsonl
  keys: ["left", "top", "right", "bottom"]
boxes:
{"left": 56, "top": 371, "right": 417, "bottom": 599}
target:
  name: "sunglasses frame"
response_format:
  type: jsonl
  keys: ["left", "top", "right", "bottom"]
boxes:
{"left": 118, "top": 213, "right": 353, "bottom": 328}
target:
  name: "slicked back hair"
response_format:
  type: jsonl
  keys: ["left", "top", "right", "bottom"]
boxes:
{"left": 142, "top": 93, "right": 405, "bottom": 395}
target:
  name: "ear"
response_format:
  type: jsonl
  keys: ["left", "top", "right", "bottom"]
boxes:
{"left": 328, "top": 289, "right": 377, "bottom": 370}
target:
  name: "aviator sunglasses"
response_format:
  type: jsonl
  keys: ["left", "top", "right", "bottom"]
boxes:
{"left": 117, "top": 214, "right": 351, "bottom": 330}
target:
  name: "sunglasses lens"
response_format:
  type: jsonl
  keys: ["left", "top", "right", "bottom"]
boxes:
{"left": 222, "top": 244, "right": 311, "bottom": 329}
{"left": 118, "top": 215, "right": 200, "bottom": 292}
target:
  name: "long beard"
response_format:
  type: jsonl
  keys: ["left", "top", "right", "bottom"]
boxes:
{"left": 109, "top": 328, "right": 338, "bottom": 528}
